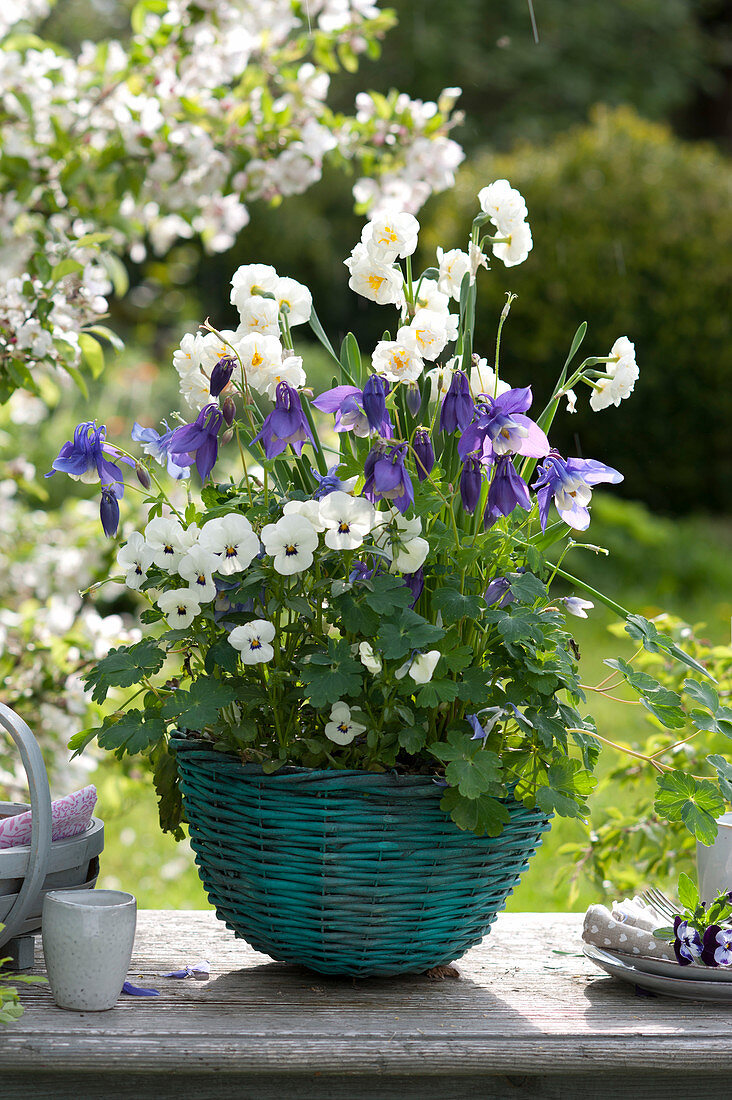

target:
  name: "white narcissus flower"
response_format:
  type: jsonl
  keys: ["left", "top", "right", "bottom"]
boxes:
{"left": 235, "top": 296, "right": 280, "bottom": 337}
{"left": 359, "top": 641, "right": 382, "bottom": 674}
{"left": 117, "top": 531, "right": 154, "bottom": 591}
{"left": 372, "top": 332, "right": 424, "bottom": 383}
{"left": 362, "top": 211, "right": 420, "bottom": 262}
{"left": 347, "top": 255, "right": 405, "bottom": 307}
{"left": 436, "top": 247, "right": 471, "bottom": 301}
{"left": 261, "top": 514, "right": 319, "bottom": 575}
{"left": 237, "top": 333, "right": 283, "bottom": 387}
{"left": 230, "top": 263, "right": 279, "bottom": 308}
{"left": 144, "top": 516, "right": 189, "bottom": 570}
{"left": 319, "top": 491, "right": 375, "bottom": 550}
{"left": 173, "top": 332, "right": 205, "bottom": 377}
{"left": 469, "top": 241, "right": 489, "bottom": 278}
{"left": 590, "top": 336, "right": 639, "bottom": 412}
{"left": 283, "top": 498, "right": 326, "bottom": 532}
{"left": 228, "top": 619, "right": 276, "bottom": 664}
{"left": 470, "top": 358, "right": 511, "bottom": 398}
{"left": 273, "top": 276, "right": 312, "bottom": 326}
{"left": 157, "top": 588, "right": 202, "bottom": 629}
{"left": 409, "top": 308, "right": 453, "bottom": 362}
{"left": 324, "top": 701, "right": 366, "bottom": 745}
{"left": 415, "top": 280, "right": 451, "bottom": 314}
{"left": 373, "top": 512, "right": 429, "bottom": 573}
{"left": 491, "top": 221, "right": 533, "bottom": 268}
{"left": 478, "top": 179, "right": 528, "bottom": 234}
{"left": 179, "top": 367, "right": 214, "bottom": 411}
{"left": 177, "top": 545, "right": 219, "bottom": 603}
{"left": 426, "top": 364, "right": 452, "bottom": 404}
{"left": 199, "top": 329, "right": 242, "bottom": 372}
{"left": 199, "top": 514, "right": 260, "bottom": 574}
{"left": 252, "top": 354, "right": 307, "bottom": 400}
{"left": 408, "top": 650, "right": 441, "bottom": 683}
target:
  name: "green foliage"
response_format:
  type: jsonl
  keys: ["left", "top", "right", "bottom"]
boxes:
{"left": 0, "top": 931, "right": 45, "bottom": 1024}
{"left": 654, "top": 770, "right": 724, "bottom": 845}
{"left": 85, "top": 639, "right": 167, "bottom": 703}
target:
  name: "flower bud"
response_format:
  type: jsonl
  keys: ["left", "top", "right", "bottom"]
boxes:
{"left": 135, "top": 463, "right": 151, "bottom": 490}
{"left": 99, "top": 487, "right": 120, "bottom": 538}
{"left": 221, "top": 427, "right": 234, "bottom": 446}
{"left": 222, "top": 394, "right": 236, "bottom": 426}
{"left": 460, "top": 455, "right": 482, "bottom": 514}
{"left": 362, "top": 374, "right": 388, "bottom": 432}
{"left": 405, "top": 382, "right": 422, "bottom": 417}
{"left": 209, "top": 355, "right": 235, "bottom": 397}
{"left": 412, "top": 429, "right": 435, "bottom": 482}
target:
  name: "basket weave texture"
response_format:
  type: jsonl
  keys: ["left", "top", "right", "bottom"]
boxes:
{"left": 172, "top": 736, "right": 551, "bottom": 976}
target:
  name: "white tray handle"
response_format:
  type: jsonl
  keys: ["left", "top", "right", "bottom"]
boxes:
{"left": 0, "top": 702, "right": 52, "bottom": 948}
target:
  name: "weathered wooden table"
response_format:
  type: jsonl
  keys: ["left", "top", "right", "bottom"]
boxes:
{"left": 2, "top": 910, "right": 729, "bottom": 1099}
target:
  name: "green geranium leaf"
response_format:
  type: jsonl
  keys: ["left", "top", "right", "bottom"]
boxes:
{"left": 162, "top": 679, "right": 238, "bottom": 730}
{"left": 431, "top": 587, "right": 483, "bottom": 623}
{"left": 97, "top": 710, "right": 166, "bottom": 755}
{"left": 440, "top": 786, "right": 511, "bottom": 836}
{"left": 84, "top": 638, "right": 166, "bottom": 703}
{"left": 654, "top": 770, "right": 724, "bottom": 844}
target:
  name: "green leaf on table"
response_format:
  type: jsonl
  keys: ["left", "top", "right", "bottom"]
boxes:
{"left": 162, "top": 679, "right": 238, "bottom": 730}
{"left": 97, "top": 710, "right": 165, "bottom": 755}
{"left": 300, "top": 638, "right": 362, "bottom": 706}
{"left": 431, "top": 586, "right": 483, "bottom": 623}
{"left": 84, "top": 638, "right": 166, "bottom": 702}
{"left": 654, "top": 770, "right": 724, "bottom": 844}
{"left": 363, "top": 573, "right": 413, "bottom": 615}
{"left": 439, "top": 786, "right": 511, "bottom": 836}
{"left": 677, "top": 871, "right": 700, "bottom": 911}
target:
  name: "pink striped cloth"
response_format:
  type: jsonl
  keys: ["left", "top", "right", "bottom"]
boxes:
{"left": 0, "top": 785, "right": 97, "bottom": 849}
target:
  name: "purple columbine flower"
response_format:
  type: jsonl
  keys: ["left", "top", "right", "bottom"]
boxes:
{"left": 46, "top": 421, "right": 133, "bottom": 496}
{"left": 251, "top": 381, "right": 314, "bottom": 459}
{"left": 458, "top": 387, "right": 549, "bottom": 463}
{"left": 460, "top": 455, "right": 483, "bottom": 514}
{"left": 484, "top": 575, "right": 514, "bottom": 608}
{"left": 532, "top": 450, "right": 623, "bottom": 532}
{"left": 404, "top": 567, "right": 424, "bottom": 607}
{"left": 468, "top": 708, "right": 504, "bottom": 740}
{"left": 209, "top": 355, "right": 235, "bottom": 397}
{"left": 363, "top": 443, "right": 414, "bottom": 514}
{"left": 673, "top": 917, "right": 704, "bottom": 966}
{"left": 412, "top": 429, "right": 435, "bottom": 482}
{"left": 99, "top": 487, "right": 120, "bottom": 537}
{"left": 701, "top": 925, "right": 732, "bottom": 967}
{"left": 168, "top": 403, "right": 224, "bottom": 481}
{"left": 362, "top": 374, "right": 388, "bottom": 432}
{"left": 310, "top": 463, "right": 351, "bottom": 499}
{"left": 131, "top": 421, "right": 190, "bottom": 480}
{"left": 439, "top": 370, "right": 474, "bottom": 434}
{"left": 312, "top": 384, "right": 392, "bottom": 438}
{"left": 484, "top": 456, "right": 531, "bottom": 527}
{"left": 349, "top": 559, "right": 376, "bottom": 584}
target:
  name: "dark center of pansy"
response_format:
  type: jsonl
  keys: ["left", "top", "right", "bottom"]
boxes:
{"left": 225, "top": 544, "right": 237, "bottom": 557}
{"left": 285, "top": 543, "right": 297, "bottom": 555}
{"left": 338, "top": 521, "right": 350, "bottom": 533}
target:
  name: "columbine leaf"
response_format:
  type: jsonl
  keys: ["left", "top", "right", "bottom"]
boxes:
{"left": 508, "top": 572, "right": 548, "bottom": 606}
{"left": 440, "top": 786, "right": 511, "bottom": 836}
{"left": 97, "top": 710, "right": 166, "bottom": 755}
{"left": 625, "top": 614, "right": 712, "bottom": 679}
{"left": 300, "top": 638, "right": 362, "bottom": 706}
{"left": 162, "top": 679, "right": 238, "bottom": 730}
{"left": 151, "top": 741, "right": 184, "bottom": 839}
{"left": 654, "top": 770, "right": 724, "bottom": 844}
{"left": 204, "top": 638, "right": 240, "bottom": 676}
{"left": 603, "top": 656, "right": 685, "bottom": 729}
{"left": 431, "top": 587, "right": 483, "bottom": 624}
{"left": 691, "top": 708, "right": 732, "bottom": 736}
{"left": 707, "top": 755, "right": 732, "bottom": 802}
{"left": 534, "top": 758, "right": 597, "bottom": 819}
{"left": 431, "top": 732, "right": 502, "bottom": 799}
{"left": 414, "top": 679, "right": 460, "bottom": 708}
{"left": 84, "top": 638, "right": 166, "bottom": 703}
{"left": 684, "top": 679, "right": 719, "bottom": 712}
{"left": 362, "top": 573, "right": 413, "bottom": 614}
{"left": 376, "top": 609, "right": 444, "bottom": 660}
{"left": 398, "top": 726, "right": 427, "bottom": 753}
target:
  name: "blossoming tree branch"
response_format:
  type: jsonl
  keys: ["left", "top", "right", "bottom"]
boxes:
{"left": 48, "top": 182, "right": 732, "bottom": 844}
{"left": 0, "top": 0, "right": 462, "bottom": 401}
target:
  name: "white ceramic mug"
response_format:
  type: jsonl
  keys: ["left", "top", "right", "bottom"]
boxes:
{"left": 697, "top": 813, "right": 732, "bottom": 904}
{"left": 42, "top": 889, "right": 137, "bottom": 1011}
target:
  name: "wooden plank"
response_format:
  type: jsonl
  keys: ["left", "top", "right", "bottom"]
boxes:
{"left": 4, "top": 911, "right": 732, "bottom": 1081}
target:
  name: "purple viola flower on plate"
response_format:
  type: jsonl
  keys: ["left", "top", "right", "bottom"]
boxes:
{"left": 363, "top": 443, "right": 414, "bottom": 514}
{"left": 46, "top": 420, "right": 133, "bottom": 496}
{"left": 312, "top": 383, "right": 392, "bottom": 438}
{"left": 132, "top": 421, "right": 190, "bottom": 480}
{"left": 701, "top": 924, "right": 732, "bottom": 968}
{"left": 532, "top": 450, "right": 623, "bottom": 532}
{"left": 673, "top": 916, "right": 703, "bottom": 966}
{"left": 458, "top": 386, "right": 549, "bottom": 463}
{"left": 460, "top": 454, "right": 483, "bottom": 514}
{"left": 168, "top": 403, "right": 224, "bottom": 481}
{"left": 252, "top": 381, "right": 314, "bottom": 459}
{"left": 412, "top": 429, "right": 435, "bottom": 482}
{"left": 439, "top": 370, "right": 474, "bottom": 434}
{"left": 484, "top": 455, "right": 531, "bottom": 527}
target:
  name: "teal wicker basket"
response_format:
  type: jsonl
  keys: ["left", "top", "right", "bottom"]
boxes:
{"left": 172, "top": 735, "right": 551, "bottom": 977}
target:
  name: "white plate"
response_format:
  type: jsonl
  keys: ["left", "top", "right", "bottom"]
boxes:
{"left": 602, "top": 946, "right": 732, "bottom": 983}
{"left": 584, "top": 945, "right": 732, "bottom": 1002}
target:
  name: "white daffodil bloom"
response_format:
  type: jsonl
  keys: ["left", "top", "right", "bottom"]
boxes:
{"left": 590, "top": 337, "right": 639, "bottom": 411}
{"left": 228, "top": 619, "right": 276, "bottom": 664}
{"left": 144, "top": 516, "right": 190, "bottom": 570}
{"left": 347, "top": 255, "right": 405, "bottom": 307}
{"left": 237, "top": 332, "right": 283, "bottom": 391}
{"left": 173, "top": 332, "right": 205, "bottom": 377}
{"left": 415, "top": 280, "right": 451, "bottom": 314}
{"left": 491, "top": 221, "right": 533, "bottom": 268}
{"left": 179, "top": 367, "right": 214, "bottom": 411}
{"left": 408, "top": 650, "right": 441, "bottom": 684}
{"left": 319, "top": 491, "right": 375, "bottom": 550}
{"left": 469, "top": 241, "right": 489, "bottom": 278}
{"left": 426, "top": 364, "right": 452, "bottom": 404}
{"left": 157, "top": 587, "right": 202, "bottom": 629}
{"left": 324, "top": 701, "right": 366, "bottom": 745}
{"left": 198, "top": 514, "right": 260, "bottom": 574}
{"left": 252, "top": 354, "right": 307, "bottom": 400}
{"left": 117, "top": 532, "right": 154, "bottom": 591}
{"left": 372, "top": 331, "right": 424, "bottom": 383}
{"left": 273, "top": 276, "right": 312, "bottom": 326}
{"left": 235, "top": 296, "right": 280, "bottom": 337}
{"left": 177, "top": 545, "right": 219, "bottom": 603}
{"left": 230, "top": 263, "right": 279, "bottom": 308}
{"left": 470, "top": 358, "right": 511, "bottom": 398}
{"left": 362, "top": 211, "right": 420, "bottom": 263}
{"left": 436, "top": 247, "right": 472, "bottom": 301}
{"left": 409, "top": 308, "right": 453, "bottom": 362}
{"left": 478, "top": 179, "right": 528, "bottom": 234}
{"left": 373, "top": 512, "right": 430, "bottom": 574}
{"left": 261, "top": 514, "right": 319, "bottom": 575}
{"left": 589, "top": 377, "right": 614, "bottom": 412}
{"left": 198, "top": 329, "right": 242, "bottom": 372}
{"left": 359, "top": 641, "right": 382, "bottom": 674}
{"left": 283, "top": 498, "right": 326, "bottom": 532}
{"left": 565, "top": 389, "right": 578, "bottom": 413}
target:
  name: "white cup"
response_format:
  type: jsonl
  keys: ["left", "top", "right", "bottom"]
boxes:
{"left": 42, "top": 889, "right": 137, "bottom": 1011}
{"left": 696, "top": 813, "right": 732, "bottom": 904}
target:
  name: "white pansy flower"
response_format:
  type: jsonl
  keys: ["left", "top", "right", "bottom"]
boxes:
{"left": 173, "top": 332, "right": 205, "bottom": 377}
{"left": 359, "top": 641, "right": 382, "bottom": 674}
{"left": 253, "top": 354, "right": 307, "bottom": 400}
{"left": 261, "top": 514, "right": 319, "bottom": 575}
{"left": 373, "top": 512, "right": 429, "bottom": 574}
{"left": 235, "top": 295, "right": 280, "bottom": 337}
{"left": 117, "top": 532, "right": 154, "bottom": 592}
{"left": 237, "top": 333, "right": 283, "bottom": 388}
{"left": 177, "top": 545, "right": 219, "bottom": 603}
{"left": 324, "top": 701, "right": 366, "bottom": 745}
{"left": 273, "top": 276, "right": 312, "bottom": 326}
{"left": 478, "top": 179, "right": 528, "bottom": 233}
{"left": 283, "top": 498, "right": 326, "bottom": 532}
{"left": 491, "top": 221, "right": 533, "bottom": 268}
{"left": 372, "top": 331, "right": 424, "bottom": 383}
{"left": 230, "top": 263, "right": 279, "bottom": 307}
{"left": 319, "top": 491, "right": 375, "bottom": 550}
{"left": 436, "top": 247, "right": 471, "bottom": 301}
{"left": 228, "top": 619, "right": 276, "bottom": 664}
{"left": 144, "top": 516, "right": 189, "bottom": 570}
{"left": 198, "top": 514, "right": 260, "bottom": 574}
{"left": 157, "top": 588, "right": 202, "bottom": 629}
{"left": 408, "top": 650, "right": 441, "bottom": 684}
{"left": 348, "top": 255, "right": 405, "bottom": 307}
{"left": 179, "top": 367, "right": 214, "bottom": 411}
{"left": 409, "top": 308, "right": 453, "bottom": 361}
{"left": 362, "top": 211, "right": 419, "bottom": 262}
{"left": 470, "top": 358, "right": 511, "bottom": 398}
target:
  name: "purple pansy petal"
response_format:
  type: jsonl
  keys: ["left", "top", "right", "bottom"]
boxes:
{"left": 701, "top": 925, "right": 723, "bottom": 967}
{"left": 122, "top": 981, "right": 160, "bottom": 996}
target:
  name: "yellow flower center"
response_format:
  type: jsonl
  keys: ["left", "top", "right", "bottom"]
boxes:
{"left": 251, "top": 351, "right": 263, "bottom": 368}
{"left": 367, "top": 274, "right": 385, "bottom": 292}
{"left": 338, "top": 521, "right": 350, "bottom": 533}
{"left": 250, "top": 638, "right": 262, "bottom": 649}
{"left": 285, "top": 543, "right": 297, "bottom": 555}
{"left": 225, "top": 544, "right": 237, "bottom": 557}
